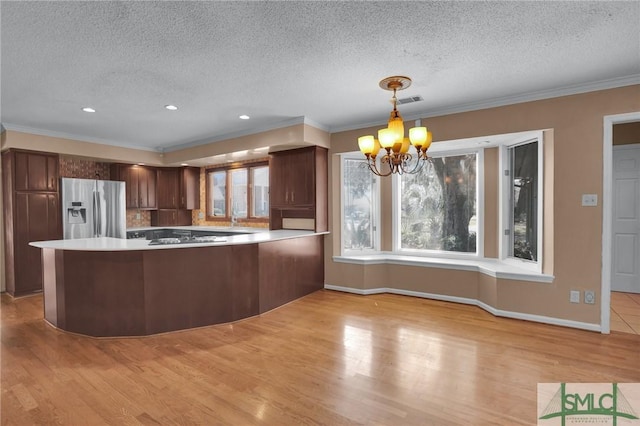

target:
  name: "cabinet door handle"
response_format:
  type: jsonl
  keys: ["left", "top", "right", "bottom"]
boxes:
{"left": 285, "top": 191, "right": 288, "bottom": 203}
{"left": 292, "top": 192, "right": 294, "bottom": 203}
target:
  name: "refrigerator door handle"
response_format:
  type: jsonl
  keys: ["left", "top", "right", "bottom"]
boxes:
{"left": 96, "top": 192, "right": 102, "bottom": 237}
{"left": 92, "top": 191, "right": 98, "bottom": 237}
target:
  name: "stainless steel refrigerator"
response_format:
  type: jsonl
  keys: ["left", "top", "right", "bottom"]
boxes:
{"left": 61, "top": 177, "right": 126, "bottom": 239}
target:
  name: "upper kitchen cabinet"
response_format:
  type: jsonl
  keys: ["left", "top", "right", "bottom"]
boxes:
{"left": 150, "top": 209, "right": 193, "bottom": 227}
{"left": 110, "top": 164, "right": 157, "bottom": 209}
{"left": 156, "top": 167, "right": 200, "bottom": 210}
{"left": 269, "top": 146, "right": 327, "bottom": 232}
{"left": 156, "top": 168, "right": 179, "bottom": 209}
{"left": 13, "top": 150, "right": 59, "bottom": 192}
{"left": 179, "top": 167, "right": 200, "bottom": 210}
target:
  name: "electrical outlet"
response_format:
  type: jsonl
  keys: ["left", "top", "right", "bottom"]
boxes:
{"left": 198, "top": 211, "right": 205, "bottom": 219}
{"left": 584, "top": 291, "right": 596, "bottom": 304}
{"left": 135, "top": 212, "right": 141, "bottom": 220}
{"left": 570, "top": 290, "right": 580, "bottom": 303}
{"left": 581, "top": 194, "right": 598, "bottom": 206}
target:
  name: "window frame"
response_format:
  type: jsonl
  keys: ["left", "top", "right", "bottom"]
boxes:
{"left": 499, "top": 133, "right": 544, "bottom": 272}
{"left": 205, "top": 160, "right": 270, "bottom": 224}
{"left": 340, "top": 153, "right": 381, "bottom": 255}
{"left": 391, "top": 147, "right": 485, "bottom": 259}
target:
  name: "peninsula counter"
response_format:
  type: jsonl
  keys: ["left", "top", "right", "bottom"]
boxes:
{"left": 30, "top": 230, "right": 325, "bottom": 337}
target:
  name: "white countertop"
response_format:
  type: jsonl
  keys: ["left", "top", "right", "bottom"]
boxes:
{"left": 29, "top": 228, "right": 327, "bottom": 251}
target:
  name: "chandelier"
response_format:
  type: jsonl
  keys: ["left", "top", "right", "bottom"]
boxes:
{"left": 358, "top": 76, "right": 432, "bottom": 176}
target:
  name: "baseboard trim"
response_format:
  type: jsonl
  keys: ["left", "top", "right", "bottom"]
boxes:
{"left": 324, "top": 284, "right": 601, "bottom": 333}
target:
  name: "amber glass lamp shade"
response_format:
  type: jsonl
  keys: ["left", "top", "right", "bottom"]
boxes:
{"left": 399, "top": 137, "right": 410, "bottom": 154}
{"left": 358, "top": 135, "right": 381, "bottom": 156}
{"left": 387, "top": 114, "right": 405, "bottom": 147}
{"left": 409, "top": 127, "right": 427, "bottom": 147}
{"left": 422, "top": 130, "right": 433, "bottom": 151}
{"left": 378, "top": 128, "right": 396, "bottom": 149}
{"left": 358, "top": 135, "right": 375, "bottom": 154}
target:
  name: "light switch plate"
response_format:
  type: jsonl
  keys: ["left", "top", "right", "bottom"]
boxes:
{"left": 570, "top": 290, "right": 580, "bottom": 303}
{"left": 581, "top": 194, "right": 598, "bottom": 206}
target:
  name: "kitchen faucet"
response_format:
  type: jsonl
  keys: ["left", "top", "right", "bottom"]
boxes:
{"left": 230, "top": 215, "right": 237, "bottom": 227}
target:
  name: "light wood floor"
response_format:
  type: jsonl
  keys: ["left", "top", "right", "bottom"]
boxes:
{"left": 2, "top": 290, "right": 639, "bottom": 425}
{"left": 611, "top": 291, "right": 640, "bottom": 334}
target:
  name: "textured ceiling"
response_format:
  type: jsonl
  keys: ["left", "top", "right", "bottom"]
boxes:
{"left": 1, "top": 1, "right": 639, "bottom": 154}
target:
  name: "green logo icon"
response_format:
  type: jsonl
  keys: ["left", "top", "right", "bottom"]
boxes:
{"left": 539, "top": 383, "right": 639, "bottom": 425}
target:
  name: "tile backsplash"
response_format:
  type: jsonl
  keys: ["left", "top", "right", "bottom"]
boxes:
{"left": 59, "top": 156, "right": 111, "bottom": 180}
{"left": 126, "top": 210, "right": 151, "bottom": 228}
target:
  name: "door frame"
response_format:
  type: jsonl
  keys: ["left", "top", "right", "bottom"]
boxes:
{"left": 602, "top": 111, "right": 640, "bottom": 334}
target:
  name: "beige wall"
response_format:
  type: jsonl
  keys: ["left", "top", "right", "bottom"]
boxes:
{"left": 162, "top": 123, "right": 330, "bottom": 165}
{"left": 1, "top": 131, "right": 164, "bottom": 165}
{"left": 327, "top": 85, "right": 640, "bottom": 326}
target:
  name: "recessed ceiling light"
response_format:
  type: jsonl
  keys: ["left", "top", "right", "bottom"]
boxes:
{"left": 82, "top": 107, "right": 96, "bottom": 113}
{"left": 165, "top": 105, "right": 178, "bottom": 111}
{"left": 239, "top": 115, "right": 250, "bottom": 120}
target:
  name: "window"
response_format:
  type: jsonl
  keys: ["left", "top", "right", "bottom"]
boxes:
{"left": 251, "top": 166, "right": 269, "bottom": 217}
{"left": 396, "top": 151, "right": 479, "bottom": 255}
{"left": 230, "top": 169, "right": 248, "bottom": 218}
{"left": 208, "top": 170, "right": 226, "bottom": 217}
{"left": 341, "top": 156, "right": 379, "bottom": 252}
{"left": 340, "top": 130, "right": 543, "bottom": 273}
{"left": 206, "top": 161, "right": 269, "bottom": 222}
{"left": 502, "top": 138, "right": 542, "bottom": 270}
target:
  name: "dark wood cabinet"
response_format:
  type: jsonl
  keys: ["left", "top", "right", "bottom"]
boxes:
{"left": 157, "top": 167, "right": 200, "bottom": 210}
{"left": 2, "top": 149, "right": 62, "bottom": 296}
{"left": 110, "top": 164, "right": 157, "bottom": 209}
{"left": 14, "top": 150, "right": 58, "bottom": 192}
{"left": 156, "top": 168, "right": 179, "bottom": 209}
{"left": 150, "top": 209, "right": 192, "bottom": 226}
{"left": 269, "top": 146, "right": 327, "bottom": 232}
{"left": 179, "top": 167, "right": 200, "bottom": 210}
{"left": 41, "top": 234, "right": 322, "bottom": 337}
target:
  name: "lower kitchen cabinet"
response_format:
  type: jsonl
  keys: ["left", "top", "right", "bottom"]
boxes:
{"left": 38, "top": 234, "right": 323, "bottom": 337}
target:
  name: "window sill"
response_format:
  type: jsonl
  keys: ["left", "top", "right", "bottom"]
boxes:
{"left": 332, "top": 253, "right": 554, "bottom": 283}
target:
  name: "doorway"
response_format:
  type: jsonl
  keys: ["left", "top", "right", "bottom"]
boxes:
{"left": 612, "top": 143, "right": 640, "bottom": 293}
{"left": 600, "top": 112, "right": 640, "bottom": 334}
